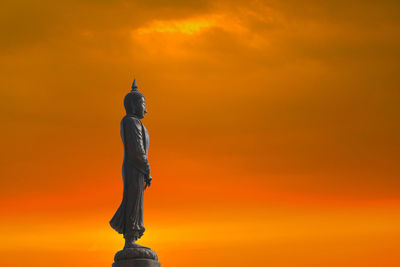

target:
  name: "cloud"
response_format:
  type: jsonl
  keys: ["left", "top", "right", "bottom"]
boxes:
{"left": 1, "top": 0, "right": 400, "bottom": 200}
{"left": 136, "top": 17, "right": 218, "bottom": 35}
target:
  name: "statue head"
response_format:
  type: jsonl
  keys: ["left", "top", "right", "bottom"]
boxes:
{"left": 124, "top": 79, "right": 147, "bottom": 119}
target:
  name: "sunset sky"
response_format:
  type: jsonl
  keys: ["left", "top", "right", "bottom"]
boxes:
{"left": 1, "top": 0, "right": 400, "bottom": 266}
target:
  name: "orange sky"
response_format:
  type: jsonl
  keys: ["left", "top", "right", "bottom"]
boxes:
{"left": 1, "top": 0, "right": 400, "bottom": 266}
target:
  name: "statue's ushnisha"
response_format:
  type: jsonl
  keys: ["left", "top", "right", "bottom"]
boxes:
{"left": 110, "top": 79, "right": 159, "bottom": 267}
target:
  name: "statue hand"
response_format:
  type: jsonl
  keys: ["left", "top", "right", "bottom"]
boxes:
{"left": 145, "top": 175, "right": 152, "bottom": 189}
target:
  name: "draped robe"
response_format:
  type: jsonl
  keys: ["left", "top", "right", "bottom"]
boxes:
{"left": 110, "top": 115, "right": 150, "bottom": 240}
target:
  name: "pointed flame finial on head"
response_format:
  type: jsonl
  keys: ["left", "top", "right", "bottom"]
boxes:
{"left": 124, "top": 78, "right": 145, "bottom": 115}
{"left": 131, "top": 78, "right": 138, "bottom": 91}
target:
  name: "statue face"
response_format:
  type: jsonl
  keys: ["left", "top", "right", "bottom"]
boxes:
{"left": 136, "top": 97, "right": 147, "bottom": 119}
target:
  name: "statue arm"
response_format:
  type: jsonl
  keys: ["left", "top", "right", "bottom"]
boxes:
{"left": 123, "top": 118, "right": 150, "bottom": 176}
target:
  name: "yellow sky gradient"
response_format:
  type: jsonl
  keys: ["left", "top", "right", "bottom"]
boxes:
{"left": 1, "top": 0, "right": 400, "bottom": 266}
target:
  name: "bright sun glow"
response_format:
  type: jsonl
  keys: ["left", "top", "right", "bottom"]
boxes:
{"left": 137, "top": 17, "right": 217, "bottom": 35}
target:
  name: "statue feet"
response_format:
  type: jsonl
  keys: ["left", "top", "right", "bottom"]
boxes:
{"left": 124, "top": 241, "right": 150, "bottom": 249}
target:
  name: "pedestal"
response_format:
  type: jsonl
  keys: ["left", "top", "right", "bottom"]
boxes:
{"left": 112, "top": 258, "right": 160, "bottom": 267}
{"left": 112, "top": 247, "right": 160, "bottom": 267}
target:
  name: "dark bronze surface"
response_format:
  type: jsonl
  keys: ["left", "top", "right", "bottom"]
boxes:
{"left": 110, "top": 79, "right": 160, "bottom": 266}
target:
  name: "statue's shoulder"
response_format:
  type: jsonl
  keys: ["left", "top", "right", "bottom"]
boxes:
{"left": 122, "top": 115, "right": 141, "bottom": 128}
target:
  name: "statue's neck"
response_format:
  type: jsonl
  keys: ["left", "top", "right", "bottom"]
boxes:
{"left": 126, "top": 113, "right": 141, "bottom": 119}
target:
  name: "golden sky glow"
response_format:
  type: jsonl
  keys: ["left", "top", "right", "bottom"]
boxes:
{"left": 137, "top": 17, "right": 217, "bottom": 35}
{"left": 1, "top": 0, "right": 400, "bottom": 266}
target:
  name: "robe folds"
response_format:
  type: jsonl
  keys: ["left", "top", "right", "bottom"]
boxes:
{"left": 110, "top": 115, "right": 150, "bottom": 240}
